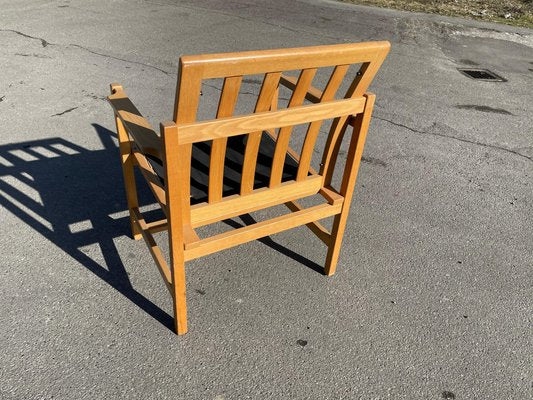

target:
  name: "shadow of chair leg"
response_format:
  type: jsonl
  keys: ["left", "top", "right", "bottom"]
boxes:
{"left": 221, "top": 214, "right": 325, "bottom": 275}
{"left": 0, "top": 162, "right": 174, "bottom": 332}
{"left": 65, "top": 240, "right": 174, "bottom": 330}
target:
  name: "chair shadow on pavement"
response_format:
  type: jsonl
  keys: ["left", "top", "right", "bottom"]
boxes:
{"left": 0, "top": 124, "right": 174, "bottom": 330}
{"left": 0, "top": 124, "right": 323, "bottom": 331}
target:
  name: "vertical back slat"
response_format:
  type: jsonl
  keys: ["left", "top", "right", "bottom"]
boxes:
{"left": 320, "top": 62, "right": 371, "bottom": 185}
{"left": 296, "top": 65, "right": 349, "bottom": 181}
{"left": 271, "top": 86, "right": 279, "bottom": 111}
{"left": 240, "top": 72, "right": 282, "bottom": 195}
{"left": 208, "top": 76, "right": 242, "bottom": 203}
{"left": 172, "top": 62, "right": 203, "bottom": 224}
{"left": 173, "top": 62, "right": 202, "bottom": 123}
{"left": 269, "top": 68, "right": 317, "bottom": 187}
{"left": 321, "top": 118, "right": 350, "bottom": 186}
{"left": 347, "top": 61, "right": 373, "bottom": 98}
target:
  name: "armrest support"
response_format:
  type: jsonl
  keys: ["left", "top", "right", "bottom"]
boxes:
{"left": 279, "top": 74, "right": 323, "bottom": 103}
{"left": 108, "top": 83, "right": 162, "bottom": 159}
{"left": 347, "top": 92, "right": 375, "bottom": 127}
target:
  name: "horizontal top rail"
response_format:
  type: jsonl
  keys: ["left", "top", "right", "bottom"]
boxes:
{"left": 180, "top": 41, "right": 391, "bottom": 79}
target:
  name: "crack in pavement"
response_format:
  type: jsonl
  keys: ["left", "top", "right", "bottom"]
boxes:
{"left": 14, "top": 52, "right": 53, "bottom": 59}
{"left": 144, "top": 0, "right": 303, "bottom": 35}
{"left": 51, "top": 107, "right": 78, "bottom": 117}
{"left": 1, "top": 28, "right": 174, "bottom": 77}
{"left": 0, "top": 29, "right": 51, "bottom": 47}
{"left": 2, "top": 27, "right": 530, "bottom": 163}
{"left": 1, "top": 27, "right": 290, "bottom": 102}
{"left": 374, "top": 115, "right": 533, "bottom": 162}
{"left": 68, "top": 44, "right": 174, "bottom": 76}
{"left": 142, "top": 0, "right": 363, "bottom": 42}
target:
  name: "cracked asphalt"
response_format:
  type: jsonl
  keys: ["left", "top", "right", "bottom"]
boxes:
{"left": 1, "top": 0, "right": 532, "bottom": 399}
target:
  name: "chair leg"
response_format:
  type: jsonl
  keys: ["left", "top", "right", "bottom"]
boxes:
{"left": 324, "top": 211, "right": 349, "bottom": 276}
{"left": 161, "top": 122, "right": 190, "bottom": 335}
{"left": 171, "top": 253, "right": 188, "bottom": 335}
{"left": 324, "top": 93, "right": 375, "bottom": 276}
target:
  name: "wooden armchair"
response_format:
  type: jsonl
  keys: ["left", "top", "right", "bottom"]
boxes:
{"left": 107, "top": 42, "right": 390, "bottom": 335}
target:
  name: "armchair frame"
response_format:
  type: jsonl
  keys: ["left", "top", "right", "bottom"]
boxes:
{"left": 107, "top": 42, "right": 390, "bottom": 334}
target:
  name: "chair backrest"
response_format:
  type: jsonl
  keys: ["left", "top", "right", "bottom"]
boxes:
{"left": 163, "top": 42, "right": 390, "bottom": 227}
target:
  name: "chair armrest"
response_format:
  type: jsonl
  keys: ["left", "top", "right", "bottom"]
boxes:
{"left": 107, "top": 83, "right": 162, "bottom": 159}
{"left": 279, "top": 74, "right": 323, "bottom": 103}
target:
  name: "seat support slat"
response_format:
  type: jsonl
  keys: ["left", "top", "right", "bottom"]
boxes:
{"left": 144, "top": 219, "right": 200, "bottom": 245}
{"left": 184, "top": 202, "right": 342, "bottom": 261}
{"left": 145, "top": 218, "right": 169, "bottom": 234}
{"left": 191, "top": 175, "right": 323, "bottom": 228}
{"left": 284, "top": 200, "right": 331, "bottom": 245}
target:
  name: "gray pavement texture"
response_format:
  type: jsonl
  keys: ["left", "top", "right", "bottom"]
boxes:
{"left": 1, "top": 0, "right": 532, "bottom": 399}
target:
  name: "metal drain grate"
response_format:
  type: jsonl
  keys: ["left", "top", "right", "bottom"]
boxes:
{"left": 458, "top": 68, "right": 507, "bottom": 82}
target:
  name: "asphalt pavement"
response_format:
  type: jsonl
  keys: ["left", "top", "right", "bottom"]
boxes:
{"left": 1, "top": 0, "right": 532, "bottom": 399}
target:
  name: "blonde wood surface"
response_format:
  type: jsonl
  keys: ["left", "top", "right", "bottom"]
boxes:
{"left": 325, "top": 93, "right": 375, "bottom": 276}
{"left": 131, "top": 149, "right": 167, "bottom": 211}
{"left": 131, "top": 208, "right": 173, "bottom": 293}
{"left": 271, "top": 86, "right": 279, "bottom": 111}
{"left": 161, "top": 122, "right": 189, "bottom": 335}
{"left": 284, "top": 200, "right": 331, "bottom": 245}
{"left": 144, "top": 218, "right": 169, "bottom": 234}
{"left": 176, "top": 97, "right": 365, "bottom": 144}
{"left": 269, "top": 68, "right": 317, "bottom": 187}
{"left": 264, "top": 128, "right": 318, "bottom": 175}
{"left": 190, "top": 175, "right": 322, "bottom": 227}
{"left": 184, "top": 203, "right": 342, "bottom": 261}
{"left": 183, "top": 225, "right": 200, "bottom": 245}
{"left": 241, "top": 72, "right": 282, "bottom": 194}
{"left": 180, "top": 42, "right": 390, "bottom": 80}
{"left": 319, "top": 185, "right": 344, "bottom": 205}
{"left": 320, "top": 116, "right": 349, "bottom": 186}
{"left": 280, "top": 74, "right": 322, "bottom": 103}
{"left": 296, "top": 65, "right": 349, "bottom": 181}
{"left": 209, "top": 76, "right": 242, "bottom": 203}
{"left": 108, "top": 85, "right": 162, "bottom": 160}
{"left": 142, "top": 219, "right": 199, "bottom": 245}
{"left": 108, "top": 41, "right": 389, "bottom": 335}
{"left": 172, "top": 61, "right": 202, "bottom": 228}
{"left": 112, "top": 84, "right": 142, "bottom": 241}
